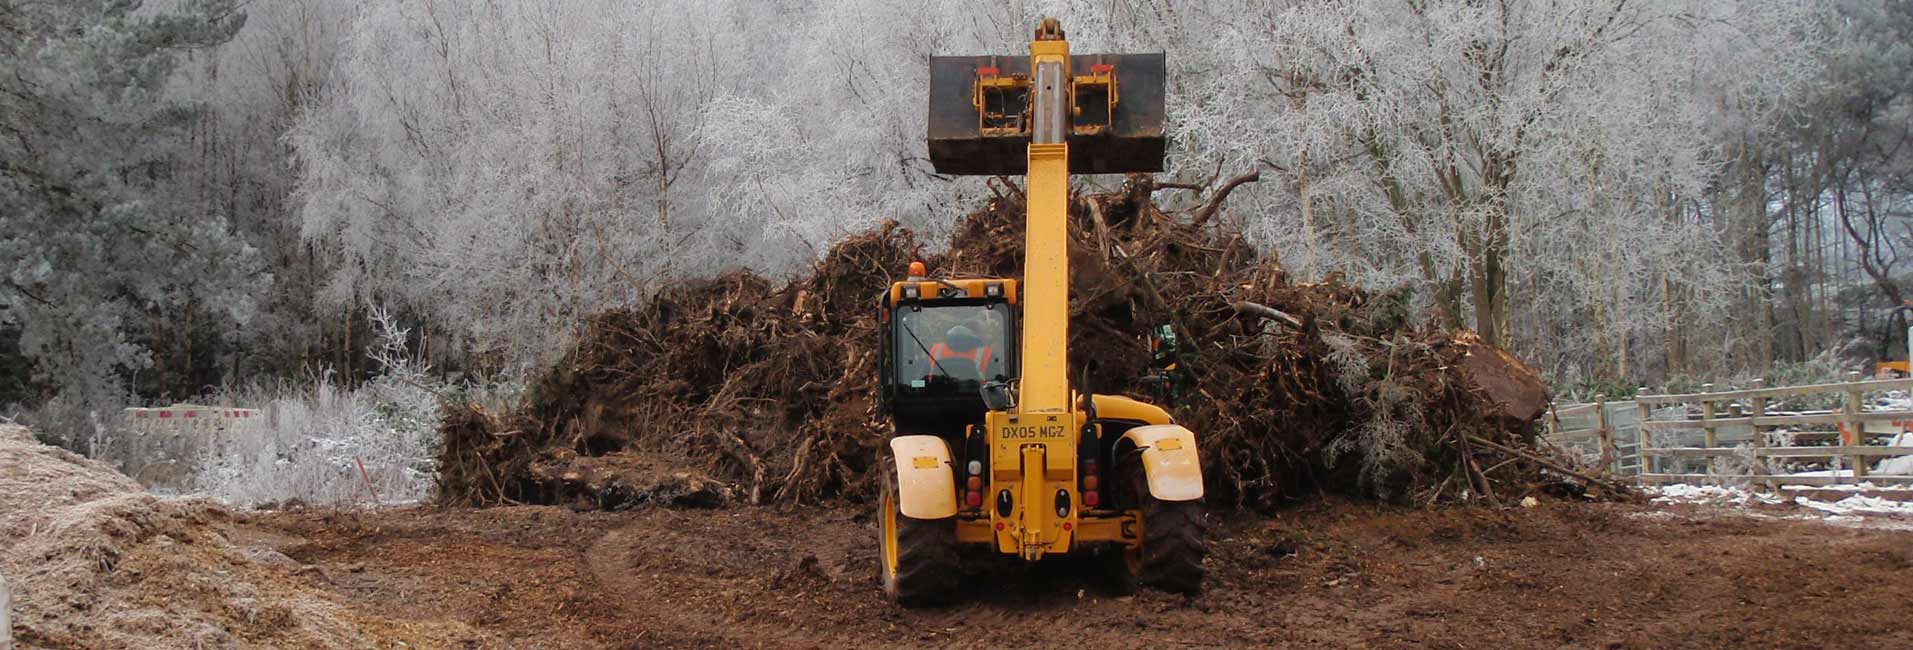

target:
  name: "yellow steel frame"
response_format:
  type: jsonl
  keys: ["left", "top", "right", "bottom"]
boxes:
{"left": 1070, "top": 68, "right": 1117, "bottom": 135}
{"left": 887, "top": 278, "right": 1019, "bottom": 305}
{"left": 973, "top": 72, "right": 1031, "bottom": 137}
{"left": 891, "top": 20, "right": 1184, "bottom": 563}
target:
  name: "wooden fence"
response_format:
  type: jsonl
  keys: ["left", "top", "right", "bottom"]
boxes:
{"left": 1544, "top": 399, "right": 1638, "bottom": 476}
{"left": 1547, "top": 372, "right": 1913, "bottom": 487}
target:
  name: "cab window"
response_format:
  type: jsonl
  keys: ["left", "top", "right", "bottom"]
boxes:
{"left": 894, "top": 303, "right": 1013, "bottom": 385}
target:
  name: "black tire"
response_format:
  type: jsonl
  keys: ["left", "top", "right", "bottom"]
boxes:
{"left": 1087, "top": 545, "right": 1138, "bottom": 596}
{"left": 879, "top": 453, "right": 959, "bottom": 607}
{"left": 1117, "top": 451, "right": 1208, "bottom": 596}
{"left": 1135, "top": 498, "right": 1207, "bottom": 595}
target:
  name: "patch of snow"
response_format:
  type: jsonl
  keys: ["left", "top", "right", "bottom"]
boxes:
{"left": 1875, "top": 432, "right": 1913, "bottom": 475}
{"left": 1816, "top": 515, "right": 1913, "bottom": 532}
{"left": 1648, "top": 482, "right": 1913, "bottom": 531}
{"left": 1778, "top": 481, "right": 1913, "bottom": 492}
{"left": 1634, "top": 501, "right": 1913, "bottom": 532}
{"left": 1649, "top": 484, "right": 1784, "bottom": 506}
{"left": 1783, "top": 469, "right": 1855, "bottom": 477}
{"left": 1793, "top": 494, "right": 1913, "bottom": 516}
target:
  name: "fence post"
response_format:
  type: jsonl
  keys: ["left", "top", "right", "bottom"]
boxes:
{"left": 1845, "top": 371, "right": 1868, "bottom": 481}
{"left": 1749, "top": 379, "right": 1772, "bottom": 484}
{"left": 1595, "top": 395, "right": 1615, "bottom": 472}
{"left": 1701, "top": 383, "right": 1717, "bottom": 476}
{"left": 1636, "top": 387, "right": 1653, "bottom": 476}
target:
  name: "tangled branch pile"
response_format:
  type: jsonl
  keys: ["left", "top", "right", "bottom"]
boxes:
{"left": 440, "top": 177, "right": 1624, "bottom": 511}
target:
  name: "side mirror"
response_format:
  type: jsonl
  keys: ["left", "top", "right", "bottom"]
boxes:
{"left": 981, "top": 380, "right": 1016, "bottom": 411}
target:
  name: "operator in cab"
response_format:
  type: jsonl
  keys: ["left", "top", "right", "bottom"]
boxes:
{"left": 929, "top": 324, "right": 992, "bottom": 381}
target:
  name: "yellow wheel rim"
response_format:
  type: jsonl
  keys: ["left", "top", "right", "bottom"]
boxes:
{"left": 881, "top": 491, "right": 901, "bottom": 578}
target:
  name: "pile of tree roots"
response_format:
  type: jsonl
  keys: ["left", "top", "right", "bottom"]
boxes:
{"left": 439, "top": 177, "right": 1629, "bottom": 511}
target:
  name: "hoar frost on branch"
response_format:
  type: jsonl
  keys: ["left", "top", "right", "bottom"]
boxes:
{"left": 1170, "top": 0, "right": 1819, "bottom": 369}
{"left": 283, "top": 0, "right": 1827, "bottom": 381}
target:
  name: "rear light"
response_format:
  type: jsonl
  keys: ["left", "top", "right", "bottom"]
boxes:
{"left": 1083, "top": 491, "right": 1100, "bottom": 508}
{"left": 966, "top": 476, "right": 983, "bottom": 490}
{"left": 967, "top": 460, "right": 983, "bottom": 475}
{"left": 1083, "top": 475, "right": 1098, "bottom": 491}
{"left": 966, "top": 491, "right": 983, "bottom": 508}
{"left": 1084, "top": 459, "right": 1098, "bottom": 474}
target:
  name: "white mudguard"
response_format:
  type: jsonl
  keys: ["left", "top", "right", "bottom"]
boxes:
{"left": 889, "top": 436, "right": 957, "bottom": 519}
{"left": 1119, "top": 424, "right": 1205, "bottom": 502}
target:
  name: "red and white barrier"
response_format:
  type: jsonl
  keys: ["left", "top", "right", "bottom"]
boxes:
{"left": 124, "top": 405, "right": 263, "bottom": 436}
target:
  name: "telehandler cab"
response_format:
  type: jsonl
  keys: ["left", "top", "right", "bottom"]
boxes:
{"left": 875, "top": 18, "right": 1206, "bottom": 607}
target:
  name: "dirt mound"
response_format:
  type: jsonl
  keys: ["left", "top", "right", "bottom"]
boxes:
{"left": 0, "top": 424, "right": 475, "bottom": 649}
{"left": 439, "top": 182, "right": 1616, "bottom": 511}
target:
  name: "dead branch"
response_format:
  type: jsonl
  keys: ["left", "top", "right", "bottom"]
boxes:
{"left": 715, "top": 429, "right": 767, "bottom": 505}
{"left": 773, "top": 435, "right": 815, "bottom": 502}
{"left": 989, "top": 175, "right": 1025, "bottom": 202}
{"left": 1190, "top": 171, "right": 1262, "bottom": 226}
{"left": 1466, "top": 435, "right": 1632, "bottom": 494}
{"left": 1232, "top": 300, "right": 1303, "bottom": 328}
{"left": 1154, "top": 181, "right": 1206, "bottom": 192}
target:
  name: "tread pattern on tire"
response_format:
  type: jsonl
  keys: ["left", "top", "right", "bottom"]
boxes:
{"left": 889, "top": 513, "right": 959, "bottom": 607}
{"left": 881, "top": 453, "right": 959, "bottom": 608}
{"left": 1136, "top": 498, "right": 1206, "bottom": 595}
{"left": 1119, "top": 450, "right": 1207, "bottom": 596}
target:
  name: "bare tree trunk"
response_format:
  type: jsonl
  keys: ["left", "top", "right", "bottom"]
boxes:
{"left": 1468, "top": 159, "right": 1514, "bottom": 348}
{"left": 1467, "top": 230, "right": 1510, "bottom": 348}
{"left": 1297, "top": 145, "right": 1314, "bottom": 244}
{"left": 1835, "top": 171, "right": 1906, "bottom": 309}
{"left": 1748, "top": 148, "right": 1775, "bottom": 369}
{"left": 341, "top": 308, "right": 352, "bottom": 383}
{"left": 182, "top": 305, "right": 194, "bottom": 398}
{"left": 1618, "top": 315, "right": 1630, "bottom": 380}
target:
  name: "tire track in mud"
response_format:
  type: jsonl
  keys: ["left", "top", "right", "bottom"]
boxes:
{"left": 578, "top": 505, "right": 1264, "bottom": 649}
{"left": 580, "top": 507, "right": 887, "bottom": 649}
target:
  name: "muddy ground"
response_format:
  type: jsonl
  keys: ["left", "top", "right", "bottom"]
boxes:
{"left": 234, "top": 500, "right": 1912, "bottom": 650}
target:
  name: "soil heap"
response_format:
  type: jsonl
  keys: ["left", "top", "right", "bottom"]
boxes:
{"left": 0, "top": 423, "right": 479, "bottom": 648}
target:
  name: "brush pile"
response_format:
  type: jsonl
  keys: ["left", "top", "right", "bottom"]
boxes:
{"left": 440, "top": 176, "right": 1623, "bottom": 512}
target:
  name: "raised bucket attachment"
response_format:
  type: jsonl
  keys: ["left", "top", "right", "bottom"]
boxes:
{"left": 927, "top": 53, "right": 1166, "bottom": 176}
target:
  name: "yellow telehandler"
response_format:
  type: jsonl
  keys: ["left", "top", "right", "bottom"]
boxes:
{"left": 875, "top": 18, "right": 1206, "bottom": 606}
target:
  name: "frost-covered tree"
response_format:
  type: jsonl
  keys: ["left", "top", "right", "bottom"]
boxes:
{"left": 290, "top": 1, "right": 776, "bottom": 370}
{"left": 174, "top": 0, "right": 353, "bottom": 380}
{"left": 10, "top": 0, "right": 1897, "bottom": 406}
{"left": 280, "top": 0, "right": 1833, "bottom": 382}
{"left": 0, "top": 0, "right": 257, "bottom": 407}
{"left": 1169, "top": 0, "right": 1819, "bottom": 375}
